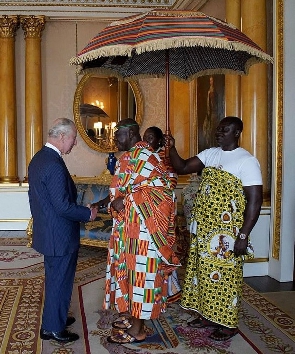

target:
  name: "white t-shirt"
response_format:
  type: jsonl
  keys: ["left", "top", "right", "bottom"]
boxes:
{"left": 197, "top": 147, "right": 262, "bottom": 186}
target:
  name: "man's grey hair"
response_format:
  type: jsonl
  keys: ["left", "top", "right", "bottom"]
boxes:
{"left": 48, "top": 118, "right": 75, "bottom": 138}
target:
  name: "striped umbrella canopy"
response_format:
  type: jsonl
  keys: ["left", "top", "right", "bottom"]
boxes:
{"left": 70, "top": 10, "right": 273, "bottom": 132}
{"left": 79, "top": 103, "right": 108, "bottom": 118}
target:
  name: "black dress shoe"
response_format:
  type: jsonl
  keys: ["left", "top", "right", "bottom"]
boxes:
{"left": 40, "top": 329, "right": 79, "bottom": 342}
{"left": 66, "top": 316, "right": 76, "bottom": 327}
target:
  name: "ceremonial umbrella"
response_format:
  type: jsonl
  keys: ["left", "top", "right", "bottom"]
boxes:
{"left": 79, "top": 103, "right": 109, "bottom": 118}
{"left": 70, "top": 10, "right": 273, "bottom": 134}
{"left": 79, "top": 103, "right": 109, "bottom": 131}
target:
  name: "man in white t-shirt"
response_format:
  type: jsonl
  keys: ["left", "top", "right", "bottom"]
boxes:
{"left": 167, "top": 116, "right": 263, "bottom": 341}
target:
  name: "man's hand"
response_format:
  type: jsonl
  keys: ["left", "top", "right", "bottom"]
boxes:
{"left": 88, "top": 206, "right": 98, "bottom": 221}
{"left": 109, "top": 197, "right": 125, "bottom": 218}
{"left": 110, "top": 196, "right": 125, "bottom": 212}
{"left": 233, "top": 236, "right": 248, "bottom": 257}
{"left": 90, "top": 195, "right": 110, "bottom": 210}
{"left": 163, "top": 134, "right": 175, "bottom": 149}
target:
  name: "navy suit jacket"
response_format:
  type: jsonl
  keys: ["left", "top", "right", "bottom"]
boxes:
{"left": 28, "top": 146, "right": 90, "bottom": 256}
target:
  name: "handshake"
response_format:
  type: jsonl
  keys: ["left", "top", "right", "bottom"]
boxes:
{"left": 87, "top": 195, "right": 110, "bottom": 221}
{"left": 87, "top": 195, "right": 126, "bottom": 221}
{"left": 88, "top": 205, "right": 98, "bottom": 221}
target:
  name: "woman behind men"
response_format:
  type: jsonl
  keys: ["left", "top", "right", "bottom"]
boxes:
{"left": 104, "top": 119, "right": 180, "bottom": 345}
{"left": 143, "top": 126, "right": 181, "bottom": 302}
{"left": 143, "top": 126, "right": 178, "bottom": 189}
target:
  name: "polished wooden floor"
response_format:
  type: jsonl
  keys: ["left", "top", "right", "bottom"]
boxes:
{"left": 244, "top": 276, "right": 295, "bottom": 293}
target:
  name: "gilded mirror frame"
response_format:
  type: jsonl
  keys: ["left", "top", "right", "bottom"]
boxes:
{"left": 73, "top": 72, "right": 143, "bottom": 153}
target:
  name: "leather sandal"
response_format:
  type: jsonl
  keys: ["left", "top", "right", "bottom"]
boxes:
{"left": 112, "top": 317, "right": 153, "bottom": 337}
{"left": 209, "top": 326, "right": 239, "bottom": 341}
{"left": 112, "top": 316, "right": 132, "bottom": 330}
{"left": 107, "top": 330, "right": 146, "bottom": 344}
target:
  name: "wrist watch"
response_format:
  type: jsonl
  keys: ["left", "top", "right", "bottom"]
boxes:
{"left": 239, "top": 233, "right": 247, "bottom": 240}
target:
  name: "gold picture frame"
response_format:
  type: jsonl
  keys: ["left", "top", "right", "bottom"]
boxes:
{"left": 73, "top": 70, "right": 143, "bottom": 154}
{"left": 272, "top": 0, "right": 283, "bottom": 260}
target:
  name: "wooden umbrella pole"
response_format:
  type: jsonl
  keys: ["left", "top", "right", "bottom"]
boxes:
{"left": 165, "top": 49, "right": 170, "bottom": 157}
{"left": 165, "top": 49, "right": 170, "bottom": 135}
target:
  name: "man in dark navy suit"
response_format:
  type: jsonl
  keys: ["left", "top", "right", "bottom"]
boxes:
{"left": 28, "top": 118, "right": 97, "bottom": 343}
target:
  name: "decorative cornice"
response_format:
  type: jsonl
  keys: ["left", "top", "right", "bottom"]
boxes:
{"left": 1, "top": 0, "right": 173, "bottom": 5}
{"left": 20, "top": 15, "right": 45, "bottom": 38}
{"left": 0, "top": 0, "right": 208, "bottom": 20}
{"left": 0, "top": 15, "right": 19, "bottom": 38}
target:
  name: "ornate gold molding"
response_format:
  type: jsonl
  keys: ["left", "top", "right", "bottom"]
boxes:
{"left": 0, "top": 1, "right": 204, "bottom": 21}
{"left": 72, "top": 170, "right": 113, "bottom": 186}
{"left": 80, "top": 238, "right": 108, "bottom": 248}
{"left": 272, "top": 0, "right": 283, "bottom": 260}
{"left": 26, "top": 217, "right": 33, "bottom": 247}
{"left": 177, "top": 175, "right": 191, "bottom": 184}
{"left": 245, "top": 257, "right": 269, "bottom": 264}
{"left": 0, "top": 15, "right": 19, "bottom": 38}
{"left": 20, "top": 15, "right": 45, "bottom": 39}
{"left": 0, "top": 219, "right": 30, "bottom": 222}
{"left": 0, "top": 177, "right": 19, "bottom": 184}
{"left": 0, "top": 0, "right": 173, "bottom": 6}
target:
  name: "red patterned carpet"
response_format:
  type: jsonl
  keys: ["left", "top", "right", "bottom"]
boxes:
{"left": 0, "top": 237, "right": 294, "bottom": 354}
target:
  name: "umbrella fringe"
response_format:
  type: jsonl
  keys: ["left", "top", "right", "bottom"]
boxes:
{"left": 70, "top": 36, "right": 273, "bottom": 66}
{"left": 69, "top": 45, "right": 133, "bottom": 65}
{"left": 134, "top": 37, "right": 273, "bottom": 63}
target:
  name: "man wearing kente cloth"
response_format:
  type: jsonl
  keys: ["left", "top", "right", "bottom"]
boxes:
{"left": 104, "top": 119, "right": 180, "bottom": 345}
{"left": 166, "top": 116, "right": 262, "bottom": 341}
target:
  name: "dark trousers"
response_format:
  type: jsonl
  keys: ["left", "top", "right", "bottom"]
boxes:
{"left": 42, "top": 250, "right": 78, "bottom": 332}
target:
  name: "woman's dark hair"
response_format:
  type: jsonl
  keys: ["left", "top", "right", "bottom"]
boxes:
{"left": 147, "top": 126, "right": 164, "bottom": 147}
